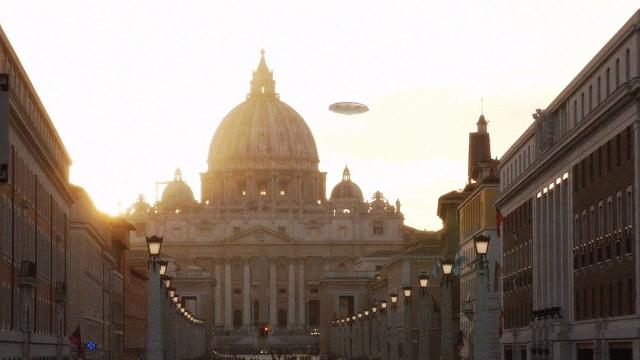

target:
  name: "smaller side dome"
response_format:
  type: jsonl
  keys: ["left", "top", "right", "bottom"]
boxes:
{"left": 160, "top": 168, "right": 196, "bottom": 212}
{"left": 330, "top": 166, "right": 364, "bottom": 202}
{"left": 128, "top": 194, "right": 151, "bottom": 215}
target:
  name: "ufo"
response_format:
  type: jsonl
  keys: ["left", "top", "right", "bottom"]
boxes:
{"left": 329, "top": 102, "right": 369, "bottom": 115}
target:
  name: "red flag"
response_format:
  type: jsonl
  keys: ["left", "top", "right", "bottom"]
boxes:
{"left": 494, "top": 262, "right": 503, "bottom": 292}
{"left": 68, "top": 325, "right": 84, "bottom": 355}
{"left": 496, "top": 209, "right": 504, "bottom": 238}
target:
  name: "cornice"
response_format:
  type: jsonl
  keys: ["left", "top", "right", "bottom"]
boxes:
{"left": 496, "top": 80, "right": 640, "bottom": 207}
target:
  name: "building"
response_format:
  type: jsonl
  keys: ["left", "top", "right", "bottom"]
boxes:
{"left": 125, "top": 51, "right": 407, "bottom": 353}
{"left": 457, "top": 115, "right": 501, "bottom": 360}
{"left": 117, "top": 213, "right": 146, "bottom": 360}
{"left": 496, "top": 9, "right": 640, "bottom": 360}
{"left": 0, "top": 26, "right": 75, "bottom": 359}
{"left": 67, "top": 186, "right": 131, "bottom": 359}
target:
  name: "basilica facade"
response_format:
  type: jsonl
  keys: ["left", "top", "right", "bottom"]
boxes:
{"left": 125, "top": 52, "right": 409, "bottom": 352}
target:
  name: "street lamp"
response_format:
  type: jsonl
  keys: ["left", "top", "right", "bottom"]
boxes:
{"left": 159, "top": 260, "right": 168, "bottom": 275}
{"left": 146, "top": 235, "right": 163, "bottom": 260}
{"left": 442, "top": 259, "right": 453, "bottom": 276}
{"left": 162, "top": 275, "right": 172, "bottom": 289}
{"left": 371, "top": 305, "right": 377, "bottom": 314}
{"left": 419, "top": 274, "right": 429, "bottom": 297}
{"left": 168, "top": 287, "right": 175, "bottom": 298}
{"left": 403, "top": 286, "right": 412, "bottom": 302}
{"left": 390, "top": 293, "right": 398, "bottom": 304}
{"left": 145, "top": 235, "right": 164, "bottom": 359}
{"left": 358, "top": 312, "right": 363, "bottom": 319}
{"left": 380, "top": 300, "right": 388, "bottom": 312}
{"left": 472, "top": 234, "right": 493, "bottom": 360}
{"left": 364, "top": 310, "right": 370, "bottom": 316}
{"left": 474, "top": 234, "right": 491, "bottom": 269}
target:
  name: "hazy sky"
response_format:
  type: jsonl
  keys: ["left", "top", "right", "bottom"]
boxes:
{"left": 1, "top": 1, "right": 638, "bottom": 230}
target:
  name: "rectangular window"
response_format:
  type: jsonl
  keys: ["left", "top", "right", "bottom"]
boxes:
{"left": 606, "top": 68, "right": 611, "bottom": 95}
{"left": 618, "top": 281, "right": 623, "bottom": 316}
{"left": 589, "top": 85, "right": 593, "bottom": 111}
{"left": 616, "top": 134, "right": 621, "bottom": 167}
{"left": 372, "top": 220, "right": 384, "bottom": 235}
{"left": 607, "top": 198, "right": 613, "bottom": 233}
{"left": 607, "top": 141, "right": 612, "bottom": 172}
{"left": 338, "top": 226, "right": 347, "bottom": 237}
{"left": 581, "top": 93, "right": 585, "bottom": 120}
{"left": 573, "top": 100, "right": 578, "bottom": 125}
{"left": 625, "top": 49, "right": 631, "bottom": 81}
{"left": 628, "top": 278, "right": 634, "bottom": 315}
{"left": 590, "top": 207, "right": 595, "bottom": 241}
{"left": 582, "top": 212, "right": 587, "bottom": 245}
{"left": 600, "top": 285, "right": 604, "bottom": 317}
{"left": 589, "top": 154, "right": 593, "bottom": 183}
{"left": 627, "top": 188, "right": 633, "bottom": 231}
{"left": 609, "top": 284, "right": 614, "bottom": 316}
{"left": 615, "top": 58, "right": 620, "bottom": 88}
{"left": 627, "top": 127, "right": 633, "bottom": 161}
{"left": 615, "top": 192, "right": 622, "bottom": 232}
{"left": 598, "top": 202, "right": 604, "bottom": 237}
{"left": 583, "top": 289, "right": 588, "bottom": 319}
{"left": 598, "top": 147, "right": 603, "bottom": 177}
{"left": 597, "top": 76, "right": 601, "bottom": 104}
{"left": 135, "top": 222, "right": 146, "bottom": 236}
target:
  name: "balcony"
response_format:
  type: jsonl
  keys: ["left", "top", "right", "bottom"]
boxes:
{"left": 19, "top": 260, "right": 37, "bottom": 287}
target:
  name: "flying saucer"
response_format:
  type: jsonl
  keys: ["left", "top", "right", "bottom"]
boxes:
{"left": 329, "top": 102, "right": 369, "bottom": 115}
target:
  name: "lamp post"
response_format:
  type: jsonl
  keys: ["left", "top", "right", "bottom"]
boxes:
{"left": 390, "top": 293, "right": 400, "bottom": 360}
{"left": 364, "top": 310, "right": 370, "bottom": 358}
{"left": 403, "top": 286, "right": 413, "bottom": 360}
{"left": 473, "top": 234, "right": 491, "bottom": 360}
{"left": 441, "top": 258, "right": 454, "bottom": 360}
{"left": 380, "top": 300, "right": 388, "bottom": 360}
{"left": 146, "top": 235, "right": 164, "bottom": 360}
{"left": 418, "top": 274, "right": 431, "bottom": 360}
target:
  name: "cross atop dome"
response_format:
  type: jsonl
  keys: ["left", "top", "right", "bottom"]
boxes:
{"left": 250, "top": 49, "right": 277, "bottom": 97}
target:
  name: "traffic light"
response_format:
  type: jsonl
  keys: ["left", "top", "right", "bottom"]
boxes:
{"left": 261, "top": 323, "right": 270, "bottom": 336}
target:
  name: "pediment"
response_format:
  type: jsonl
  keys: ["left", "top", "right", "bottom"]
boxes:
{"left": 221, "top": 225, "right": 297, "bottom": 244}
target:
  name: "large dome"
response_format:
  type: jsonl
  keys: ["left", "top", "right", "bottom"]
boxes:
{"left": 207, "top": 51, "right": 319, "bottom": 172}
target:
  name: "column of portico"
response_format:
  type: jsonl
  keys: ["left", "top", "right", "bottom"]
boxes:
{"left": 297, "top": 259, "right": 306, "bottom": 328}
{"left": 269, "top": 261, "right": 277, "bottom": 327}
{"left": 288, "top": 261, "right": 296, "bottom": 328}
{"left": 243, "top": 259, "right": 251, "bottom": 327}
{"left": 224, "top": 260, "right": 232, "bottom": 329}
{"left": 214, "top": 261, "right": 223, "bottom": 327}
